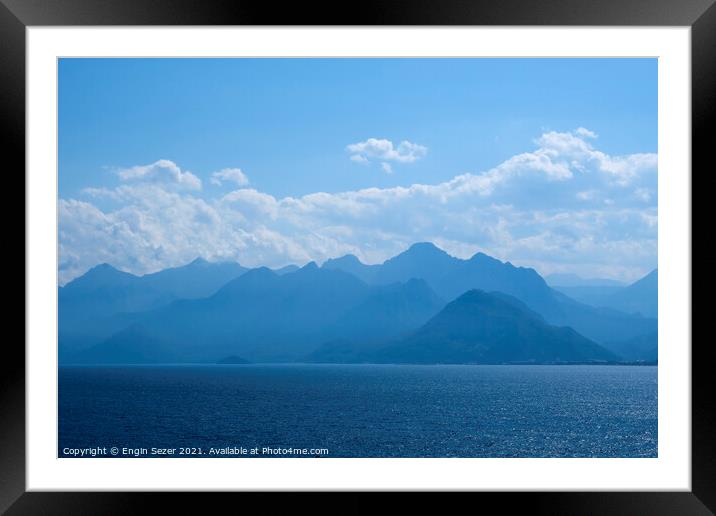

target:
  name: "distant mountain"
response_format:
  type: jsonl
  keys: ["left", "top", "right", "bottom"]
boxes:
{"left": 59, "top": 263, "right": 170, "bottom": 322}
{"left": 605, "top": 269, "right": 658, "bottom": 318}
{"left": 545, "top": 273, "right": 626, "bottom": 287}
{"left": 549, "top": 270, "right": 656, "bottom": 321}
{"left": 59, "top": 263, "right": 175, "bottom": 355}
{"left": 604, "top": 331, "right": 657, "bottom": 362}
{"left": 60, "top": 258, "right": 246, "bottom": 319}
{"left": 548, "top": 290, "right": 656, "bottom": 345}
{"left": 139, "top": 258, "right": 247, "bottom": 299}
{"left": 59, "top": 259, "right": 247, "bottom": 356}
{"left": 70, "top": 265, "right": 443, "bottom": 364}
{"left": 325, "top": 243, "right": 561, "bottom": 318}
{"left": 328, "top": 278, "right": 444, "bottom": 340}
{"left": 312, "top": 290, "right": 617, "bottom": 364}
{"left": 60, "top": 244, "right": 657, "bottom": 365}
{"left": 78, "top": 326, "right": 182, "bottom": 364}
{"left": 273, "top": 264, "right": 300, "bottom": 275}
{"left": 373, "top": 242, "right": 457, "bottom": 289}
{"left": 551, "top": 285, "right": 625, "bottom": 307}
{"left": 322, "top": 243, "right": 656, "bottom": 345}
{"left": 322, "top": 254, "right": 380, "bottom": 283}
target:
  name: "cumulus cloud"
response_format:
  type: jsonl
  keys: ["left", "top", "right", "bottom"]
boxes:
{"left": 59, "top": 129, "right": 657, "bottom": 284}
{"left": 347, "top": 138, "right": 427, "bottom": 165}
{"left": 117, "top": 159, "right": 201, "bottom": 190}
{"left": 210, "top": 167, "right": 249, "bottom": 187}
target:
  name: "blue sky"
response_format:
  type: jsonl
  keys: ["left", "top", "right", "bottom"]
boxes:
{"left": 58, "top": 58, "right": 658, "bottom": 284}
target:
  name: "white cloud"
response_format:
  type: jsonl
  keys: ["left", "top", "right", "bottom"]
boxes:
{"left": 347, "top": 138, "right": 427, "bottom": 165}
{"left": 210, "top": 167, "right": 249, "bottom": 187}
{"left": 381, "top": 162, "right": 393, "bottom": 174}
{"left": 117, "top": 159, "right": 201, "bottom": 191}
{"left": 60, "top": 129, "right": 657, "bottom": 284}
{"left": 534, "top": 131, "right": 657, "bottom": 186}
{"left": 575, "top": 127, "right": 598, "bottom": 138}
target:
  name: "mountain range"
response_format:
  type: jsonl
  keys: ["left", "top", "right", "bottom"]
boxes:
{"left": 320, "top": 243, "right": 656, "bottom": 347}
{"left": 310, "top": 290, "right": 617, "bottom": 364}
{"left": 550, "top": 269, "right": 657, "bottom": 318}
{"left": 58, "top": 257, "right": 247, "bottom": 360}
{"left": 59, "top": 243, "right": 658, "bottom": 364}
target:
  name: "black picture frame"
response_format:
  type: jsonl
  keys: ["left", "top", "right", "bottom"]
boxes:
{"left": 3, "top": 0, "right": 713, "bottom": 512}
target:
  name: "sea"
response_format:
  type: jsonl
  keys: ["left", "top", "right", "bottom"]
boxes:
{"left": 58, "top": 364, "right": 657, "bottom": 458}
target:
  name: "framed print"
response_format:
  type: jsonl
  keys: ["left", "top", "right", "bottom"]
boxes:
{"left": 4, "top": 0, "right": 715, "bottom": 512}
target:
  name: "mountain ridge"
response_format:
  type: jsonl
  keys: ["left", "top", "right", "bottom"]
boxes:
{"left": 311, "top": 289, "right": 617, "bottom": 364}
{"left": 60, "top": 243, "right": 657, "bottom": 364}
{"left": 70, "top": 266, "right": 443, "bottom": 363}
{"left": 321, "top": 242, "right": 656, "bottom": 347}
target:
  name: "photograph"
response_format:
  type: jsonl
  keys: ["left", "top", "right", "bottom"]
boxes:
{"left": 56, "top": 57, "right": 659, "bottom": 459}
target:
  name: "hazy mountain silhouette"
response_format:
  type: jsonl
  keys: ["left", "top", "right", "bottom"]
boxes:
{"left": 545, "top": 273, "right": 626, "bottom": 287}
{"left": 324, "top": 243, "right": 562, "bottom": 316}
{"left": 273, "top": 264, "right": 300, "bottom": 275}
{"left": 60, "top": 263, "right": 169, "bottom": 321}
{"left": 550, "top": 285, "right": 625, "bottom": 307}
{"left": 59, "top": 263, "right": 173, "bottom": 358}
{"left": 312, "top": 290, "right": 617, "bottom": 364}
{"left": 60, "top": 243, "right": 657, "bottom": 364}
{"left": 547, "top": 271, "right": 627, "bottom": 306}
{"left": 547, "top": 290, "right": 655, "bottom": 346}
{"left": 322, "top": 242, "right": 656, "bottom": 346}
{"left": 71, "top": 265, "right": 442, "bottom": 363}
{"left": 550, "top": 269, "right": 656, "bottom": 321}
{"left": 605, "top": 331, "right": 657, "bottom": 362}
{"left": 59, "top": 259, "right": 247, "bottom": 358}
{"left": 139, "top": 258, "right": 247, "bottom": 299}
{"left": 605, "top": 269, "right": 657, "bottom": 318}
{"left": 78, "top": 326, "right": 183, "bottom": 364}
{"left": 60, "top": 258, "right": 246, "bottom": 320}
{"left": 322, "top": 254, "right": 380, "bottom": 283}
{"left": 328, "top": 278, "right": 444, "bottom": 340}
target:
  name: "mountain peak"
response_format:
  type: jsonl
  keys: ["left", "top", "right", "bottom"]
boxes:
{"left": 273, "top": 264, "right": 299, "bottom": 275}
{"left": 366, "top": 288, "right": 616, "bottom": 364}
{"left": 91, "top": 262, "right": 119, "bottom": 272}
{"left": 386, "top": 242, "right": 452, "bottom": 265}
{"left": 323, "top": 254, "right": 362, "bottom": 267}
{"left": 188, "top": 257, "right": 208, "bottom": 266}
{"left": 302, "top": 261, "right": 319, "bottom": 271}
{"left": 62, "top": 262, "right": 137, "bottom": 291}
{"left": 468, "top": 251, "right": 499, "bottom": 264}
{"left": 453, "top": 288, "right": 512, "bottom": 309}
{"left": 628, "top": 268, "right": 657, "bottom": 288}
{"left": 244, "top": 266, "right": 276, "bottom": 277}
{"left": 81, "top": 262, "right": 131, "bottom": 280}
{"left": 406, "top": 242, "right": 445, "bottom": 255}
{"left": 321, "top": 254, "right": 378, "bottom": 283}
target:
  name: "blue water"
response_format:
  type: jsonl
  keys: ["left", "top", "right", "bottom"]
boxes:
{"left": 58, "top": 364, "right": 657, "bottom": 458}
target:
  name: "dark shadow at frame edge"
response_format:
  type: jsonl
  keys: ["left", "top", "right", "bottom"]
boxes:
{"left": 691, "top": 0, "right": 716, "bottom": 513}
{"left": 0, "top": 0, "right": 27, "bottom": 514}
